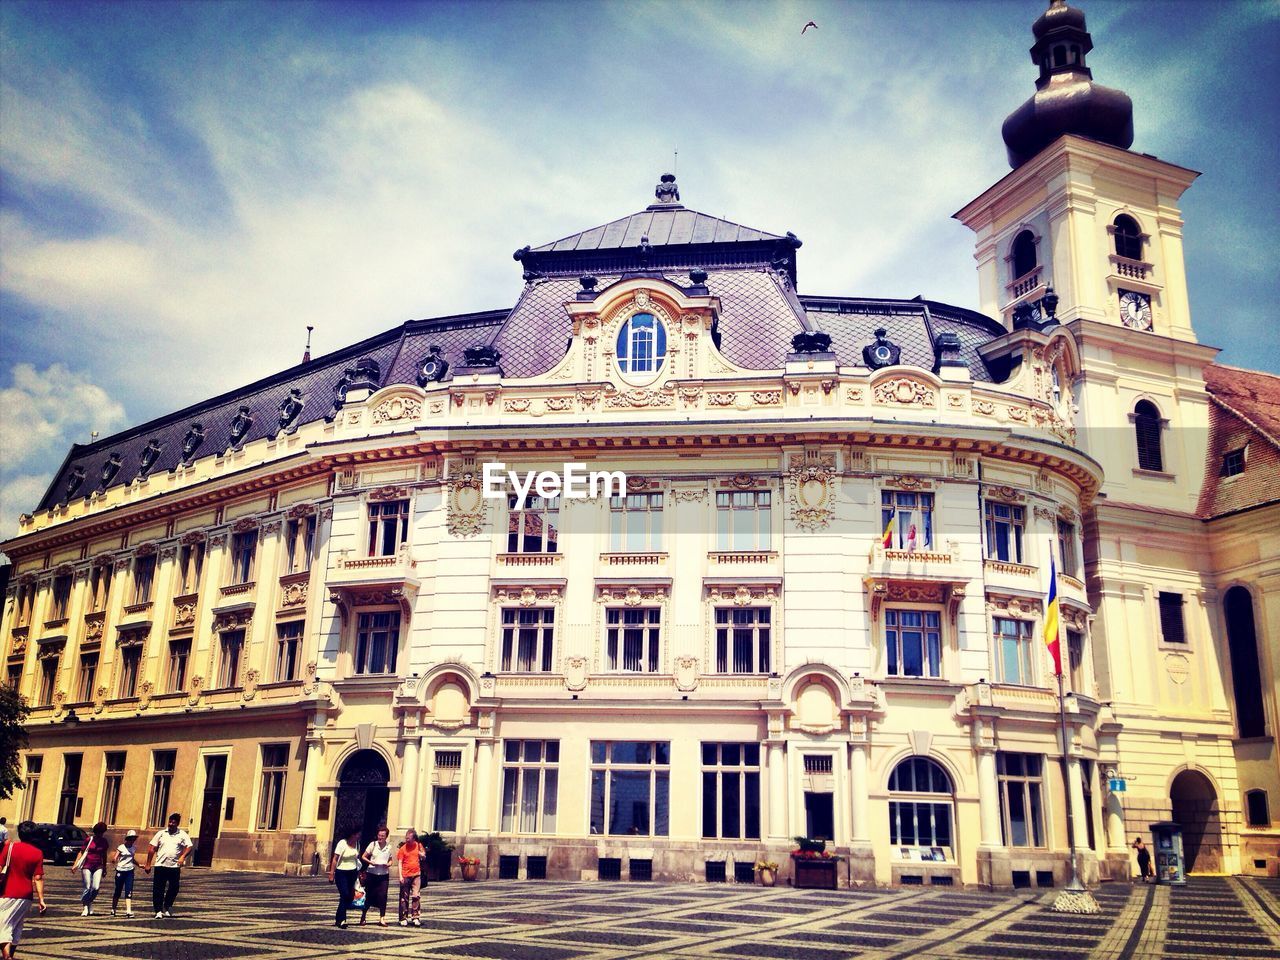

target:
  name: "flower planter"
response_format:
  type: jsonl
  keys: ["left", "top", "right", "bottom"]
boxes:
{"left": 792, "top": 856, "right": 840, "bottom": 890}
{"left": 460, "top": 861, "right": 480, "bottom": 881}
{"left": 758, "top": 867, "right": 777, "bottom": 887}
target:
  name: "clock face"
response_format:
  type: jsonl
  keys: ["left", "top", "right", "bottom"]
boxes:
{"left": 421, "top": 359, "right": 443, "bottom": 381}
{"left": 874, "top": 345, "right": 892, "bottom": 363}
{"left": 1119, "top": 290, "right": 1152, "bottom": 330}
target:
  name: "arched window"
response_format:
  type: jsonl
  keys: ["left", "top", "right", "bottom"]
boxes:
{"left": 1012, "top": 230, "right": 1037, "bottom": 280}
{"left": 1225, "top": 587, "right": 1267, "bottom": 739}
{"left": 1133, "top": 400, "right": 1164, "bottom": 471}
{"left": 888, "top": 757, "right": 954, "bottom": 857}
{"left": 1114, "top": 215, "right": 1143, "bottom": 261}
{"left": 616, "top": 312, "right": 667, "bottom": 377}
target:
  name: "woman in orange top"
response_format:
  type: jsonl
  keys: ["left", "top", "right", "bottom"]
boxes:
{"left": 395, "top": 829, "right": 423, "bottom": 927}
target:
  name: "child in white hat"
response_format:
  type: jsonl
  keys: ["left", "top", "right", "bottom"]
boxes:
{"left": 110, "top": 830, "right": 138, "bottom": 918}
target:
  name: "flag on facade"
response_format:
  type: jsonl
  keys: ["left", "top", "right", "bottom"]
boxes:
{"left": 906, "top": 523, "right": 918, "bottom": 553}
{"left": 881, "top": 509, "right": 895, "bottom": 548}
{"left": 1044, "top": 549, "right": 1063, "bottom": 677}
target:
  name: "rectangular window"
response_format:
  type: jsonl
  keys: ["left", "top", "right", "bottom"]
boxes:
{"left": 88, "top": 565, "right": 111, "bottom": 613}
{"left": 1221, "top": 448, "right": 1246, "bottom": 478}
{"left": 216, "top": 630, "right": 244, "bottom": 688}
{"left": 997, "top": 752, "right": 1045, "bottom": 848}
{"left": 984, "top": 501, "right": 1024, "bottom": 563}
{"left": 16, "top": 583, "right": 35, "bottom": 626}
{"left": 147, "top": 750, "right": 177, "bottom": 827}
{"left": 37, "top": 652, "right": 60, "bottom": 706}
{"left": 589, "top": 741, "right": 670, "bottom": 837}
{"left": 714, "top": 607, "right": 771, "bottom": 674}
{"left": 609, "top": 493, "right": 663, "bottom": 551}
{"left": 354, "top": 612, "right": 399, "bottom": 674}
{"left": 606, "top": 607, "right": 660, "bottom": 672}
{"left": 499, "top": 740, "right": 560, "bottom": 834}
{"left": 499, "top": 608, "right": 554, "bottom": 673}
{"left": 994, "top": 617, "right": 1035, "bottom": 686}
{"left": 506, "top": 495, "right": 558, "bottom": 554}
{"left": 367, "top": 499, "right": 410, "bottom": 557}
{"left": 1158, "top": 592, "right": 1186, "bottom": 644}
{"left": 101, "top": 752, "right": 126, "bottom": 824}
{"left": 886, "top": 609, "right": 943, "bottom": 678}
{"left": 1081, "top": 758, "right": 1097, "bottom": 851}
{"left": 700, "top": 743, "right": 761, "bottom": 840}
{"left": 230, "top": 531, "right": 256, "bottom": 585}
{"left": 166, "top": 639, "right": 190, "bottom": 693}
{"left": 117, "top": 645, "right": 142, "bottom": 698}
{"left": 432, "top": 786, "right": 459, "bottom": 832}
{"left": 177, "top": 541, "right": 205, "bottom": 595}
{"left": 1067, "top": 629, "right": 1085, "bottom": 694}
{"left": 275, "top": 621, "right": 303, "bottom": 682}
{"left": 6, "top": 664, "right": 21, "bottom": 691}
{"left": 285, "top": 514, "right": 317, "bottom": 573}
{"left": 20, "top": 755, "right": 42, "bottom": 821}
{"left": 1246, "top": 790, "right": 1270, "bottom": 827}
{"left": 715, "top": 490, "right": 772, "bottom": 551}
{"left": 257, "top": 744, "right": 289, "bottom": 830}
{"left": 57, "top": 753, "right": 82, "bottom": 825}
{"left": 132, "top": 554, "right": 156, "bottom": 604}
{"left": 76, "top": 653, "right": 98, "bottom": 702}
{"left": 51, "top": 575, "right": 73, "bottom": 620}
{"left": 1057, "top": 519, "right": 1080, "bottom": 578}
{"left": 881, "top": 490, "right": 934, "bottom": 550}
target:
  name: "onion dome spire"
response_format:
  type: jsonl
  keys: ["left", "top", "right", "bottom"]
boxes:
{"left": 1001, "top": 0, "right": 1134, "bottom": 168}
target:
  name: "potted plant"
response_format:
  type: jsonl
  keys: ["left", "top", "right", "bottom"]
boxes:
{"left": 791, "top": 837, "right": 840, "bottom": 890}
{"left": 755, "top": 860, "right": 779, "bottom": 887}
{"left": 457, "top": 854, "right": 482, "bottom": 881}
{"left": 419, "top": 831, "right": 455, "bottom": 882}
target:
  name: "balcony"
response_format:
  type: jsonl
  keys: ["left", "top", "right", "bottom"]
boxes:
{"left": 599, "top": 551, "right": 668, "bottom": 567}
{"left": 983, "top": 558, "right": 1039, "bottom": 594}
{"left": 1109, "top": 255, "right": 1152, "bottom": 283}
{"left": 1006, "top": 266, "right": 1043, "bottom": 301}
{"left": 327, "top": 547, "right": 420, "bottom": 614}
{"left": 709, "top": 550, "right": 778, "bottom": 565}
{"left": 495, "top": 553, "right": 563, "bottom": 569}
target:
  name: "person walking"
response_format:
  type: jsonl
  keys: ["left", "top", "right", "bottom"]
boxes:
{"left": 0, "top": 819, "right": 7, "bottom": 845}
{"left": 1133, "top": 837, "right": 1153, "bottom": 883}
{"left": 0, "top": 821, "right": 48, "bottom": 960}
{"left": 70, "top": 822, "right": 110, "bottom": 916}
{"left": 359, "top": 827, "right": 392, "bottom": 926}
{"left": 327, "top": 828, "right": 362, "bottom": 929}
{"left": 395, "top": 829, "right": 423, "bottom": 928}
{"left": 142, "top": 813, "right": 191, "bottom": 919}
{"left": 110, "top": 830, "right": 138, "bottom": 918}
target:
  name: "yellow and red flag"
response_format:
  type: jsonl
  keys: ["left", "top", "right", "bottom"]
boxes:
{"left": 881, "top": 509, "right": 895, "bottom": 548}
{"left": 1044, "top": 550, "right": 1063, "bottom": 677}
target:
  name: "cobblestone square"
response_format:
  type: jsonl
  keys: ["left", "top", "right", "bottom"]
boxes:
{"left": 13, "top": 872, "right": 1280, "bottom": 960}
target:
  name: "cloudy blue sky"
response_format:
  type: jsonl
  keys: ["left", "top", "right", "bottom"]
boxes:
{"left": 1, "top": 0, "right": 1277, "bottom": 537}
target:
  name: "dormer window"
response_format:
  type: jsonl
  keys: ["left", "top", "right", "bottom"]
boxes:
{"left": 1011, "top": 230, "right": 1037, "bottom": 279}
{"left": 1221, "top": 447, "right": 1246, "bottom": 477}
{"left": 616, "top": 313, "right": 666, "bottom": 378}
{"left": 1113, "top": 215, "right": 1143, "bottom": 260}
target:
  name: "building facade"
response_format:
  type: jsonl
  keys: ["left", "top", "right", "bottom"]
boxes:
{"left": 2, "top": 1, "right": 1276, "bottom": 888}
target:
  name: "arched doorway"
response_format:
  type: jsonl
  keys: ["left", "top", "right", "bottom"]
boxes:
{"left": 1170, "top": 769, "right": 1222, "bottom": 873}
{"left": 333, "top": 750, "right": 390, "bottom": 852}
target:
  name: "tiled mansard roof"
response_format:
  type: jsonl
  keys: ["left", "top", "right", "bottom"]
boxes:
{"left": 1197, "top": 364, "right": 1280, "bottom": 519}
{"left": 34, "top": 181, "right": 1010, "bottom": 514}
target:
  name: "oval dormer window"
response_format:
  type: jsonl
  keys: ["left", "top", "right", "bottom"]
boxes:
{"left": 616, "top": 312, "right": 666, "bottom": 380}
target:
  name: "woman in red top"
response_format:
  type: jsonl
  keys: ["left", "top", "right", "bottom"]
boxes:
{"left": 395, "top": 829, "right": 423, "bottom": 927}
{"left": 71, "top": 822, "right": 110, "bottom": 917}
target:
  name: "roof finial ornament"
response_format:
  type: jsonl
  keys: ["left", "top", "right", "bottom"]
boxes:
{"left": 303, "top": 325, "right": 314, "bottom": 364}
{"left": 654, "top": 172, "right": 680, "bottom": 205}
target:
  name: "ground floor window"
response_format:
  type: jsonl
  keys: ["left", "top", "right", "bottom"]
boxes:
{"left": 101, "top": 752, "right": 126, "bottom": 824}
{"left": 590, "top": 741, "right": 669, "bottom": 837}
{"left": 433, "top": 787, "right": 459, "bottom": 832}
{"left": 257, "top": 744, "right": 289, "bottom": 830}
{"left": 700, "top": 743, "right": 761, "bottom": 840}
{"left": 20, "top": 755, "right": 42, "bottom": 821}
{"left": 148, "top": 749, "right": 177, "bottom": 827}
{"left": 998, "top": 752, "right": 1045, "bottom": 848}
{"left": 888, "top": 756, "right": 953, "bottom": 859}
{"left": 500, "top": 740, "right": 559, "bottom": 834}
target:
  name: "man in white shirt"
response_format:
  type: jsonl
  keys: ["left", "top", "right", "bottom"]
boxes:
{"left": 142, "top": 813, "right": 191, "bottom": 919}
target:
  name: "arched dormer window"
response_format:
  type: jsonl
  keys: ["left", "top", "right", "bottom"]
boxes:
{"left": 616, "top": 312, "right": 666, "bottom": 378}
{"left": 1225, "top": 586, "right": 1267, "bottom": 739}
{"left": 888, "top": 757, "right": 954, "bottom": 858}
{"left": 1133, "top": 400, "right": 1164, "bottom": 472}
{"left": 1114, "top": 215, "right": 1143, "bottom": 261}
{"left": 1011, "top": 230, "right": 1037, "bottom": 280}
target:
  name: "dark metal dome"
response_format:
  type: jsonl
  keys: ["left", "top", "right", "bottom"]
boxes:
{"left": 1002, "top": 0, "right": 1134, "bottom": 168}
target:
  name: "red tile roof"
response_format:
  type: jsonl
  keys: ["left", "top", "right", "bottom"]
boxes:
{"left": 1198, "top": 363, "right": 1280, "bottom": 518}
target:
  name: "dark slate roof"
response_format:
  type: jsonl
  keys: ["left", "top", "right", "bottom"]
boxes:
{"left": 491, "top": 268, "right": 808, "bottom": 378}
{"left": 801, "top": 296, "right": 1004, "bottom": 383}
{"left": 36, "top": 310, "right": 506, "bottom": 513}
{"left": 532, "top": 204, "right": 783, "bottom": 253}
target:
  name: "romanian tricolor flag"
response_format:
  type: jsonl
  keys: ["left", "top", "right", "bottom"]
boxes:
{"left": 881, "top": 509, "right": 895, "bottom": 548}
{"left": 1044, "top": 550, "right": 1063, "bottom": 677}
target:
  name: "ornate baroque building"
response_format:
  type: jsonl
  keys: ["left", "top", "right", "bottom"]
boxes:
{"left": 3, "top": 2, "right": 1276, "bottom": 888}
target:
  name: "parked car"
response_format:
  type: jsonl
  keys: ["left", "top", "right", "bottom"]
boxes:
{"left": 25, "top": 823, "right": 88, "bottom": 865}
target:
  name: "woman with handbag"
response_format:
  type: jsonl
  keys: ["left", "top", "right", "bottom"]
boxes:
{"left": 70, "top": 822, "right": 110, "bottom": 917}
{"left": 326, "top": 828, "right": 362, "bottom": 929}
{"left": 359, "top": 827, "right": 392, "bottom": 926}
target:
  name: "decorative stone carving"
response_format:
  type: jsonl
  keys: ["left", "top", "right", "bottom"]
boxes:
{"left": 707, "top": 392, "right": 736, "bottom": 406}
{"left": 503, "top": 398, "right": 531, "bottom": 413}
{"left": 671, "top": 488, "right": 708, "bottom": 503}
{"left": 447, "top": 469, "right": 486, "bottom": 538}
{"left": 603, "top": 386, "right": 676, "bottom": 409}
{"left": 368, "top": 486, "right": 405, "bottom": 501}
{"left": 564, "top": 657, "right": 588, "bottom": 691}
{"left": 576, "top": 390, "right": 601, "bottom": 411}
{"left": 231, "top": 516, "right": 258, "bottom": 533}
{"left": 242, "top": 669, "right": 260, "bottom": 701}
{"left": 187, "top": 675, "right": 204, "bottom": 706}
{"left": 984, "top": 485, "right": 1025, "bottom": 503}
{"left": 258, "top": 520, "right": 282, "bottom": 538}
{"left": 874, "top": 377, "right": 936, "bottom": 407}
{"left": 885, "top": 475, "right": 934, "bottom": 491}
{"left": 494, "top": 584, "right": 563, "bottom": 607}
{"left": 213, "top": 609, "right": 253, "bottom": 631}
{"left": 974, "top": 399, "right": 996, "bottom": 416}
{"left": 674, "top": 655, "right": 699, "bottom": 692}
{"left": 1165, "top": 653, "right": 1190, "bottom": 685}
{"left": 93, "top": 684, "right": 107, "bottom": 714}
{"left": 281, "top": 580, "right": 309, "bottom": 608}
{"left": 372, "top": 395, "right": 422, "bottom": 424}
{"left": 788, "top": 453, "right": 836, "bottom": 532}
{"left": 985, "top": 594, "right": 1042, "bottom": 617}
{"left": 172, "top": 600, "right": 197, "bottom": 629}
{"left": 301, "top": 661, "right": 319, "bottom": 696}
{"left": 138, "top": 681, "right": 154, "bottom": 709}
{"left": 544, "top": 396, "right": 572, "bottom": 412}
{"left": 707, "top": 584, "right": 777, "bottom": 607}
{"left": 597, "top": 584, "right": 669, "bottom": 607}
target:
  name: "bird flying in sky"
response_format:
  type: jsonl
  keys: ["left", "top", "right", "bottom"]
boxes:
{"left": 802, "top": 21, "right": 818, "bottom": 35}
